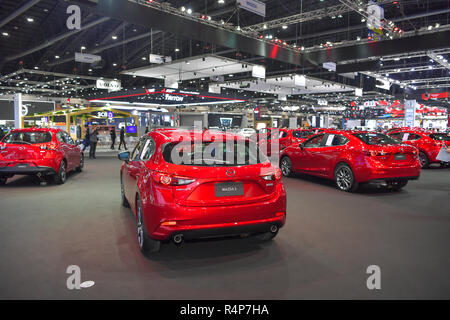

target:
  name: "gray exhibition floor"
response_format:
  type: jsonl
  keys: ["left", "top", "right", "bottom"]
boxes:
{"left": 0, "top": 152, "right": 449, "bottom": 299}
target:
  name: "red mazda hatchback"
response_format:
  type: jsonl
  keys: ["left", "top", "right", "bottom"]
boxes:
{"left": 0, "top": 128, "right": 83, "bottom": 185}
{"left": 280, "top": 130, "right": 421, "bottom": 192}
{"left": 119, "top": 129, "right": 286, "bottom": 254}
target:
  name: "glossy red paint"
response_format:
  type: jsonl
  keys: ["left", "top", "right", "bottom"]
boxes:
{"left": 387, "top": 128, "right": 450, "bottom": 167}
{"left": 280, "top": 130, "right": 421, "bottom": 190}
{"left": 120, "top": 129, "right": 286, "bottom": 247}
{"left": 0, "top": 128, "right": 83, "bottom": 184}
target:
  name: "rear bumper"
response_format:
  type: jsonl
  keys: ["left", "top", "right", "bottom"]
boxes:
{"left": 161, "top": 216, "right": 286, "bottom": 242}
{"left": 147, "top": 185, "right": 287, "bottom": 241}
{"left": 0, "top": 166, "right": 56, "bottom": 176}
{"left": 355, "top": 159, "right": 421, "bottom": 183}
{"left": 367, "top": 176, "right": 420, "bottom": 184}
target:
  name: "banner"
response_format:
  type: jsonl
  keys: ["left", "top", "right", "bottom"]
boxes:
{"left": 237, "top": 0, "right": 266, "bottom": 17}
{"left": 75, "top": 52, "right": 101, "bottom": 64}
{"left": 404, "top": 100, "right": 416, "bottom": 128}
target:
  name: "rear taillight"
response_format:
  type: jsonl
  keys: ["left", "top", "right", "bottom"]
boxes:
{"left": 261, "top": 168, "right": 282, "bottom": 181}
{"left": 40, "top": 144, "right": 57, "bottom": 151}
{"left": 364, "top": 150, "right": 390, "bottom": 157}
{"left": 153, "top": 172, "right": 196, "bottom": 186}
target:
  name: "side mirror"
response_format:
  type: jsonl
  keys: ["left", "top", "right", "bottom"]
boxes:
{"left": 299, "top": 143, "right": 304, "bottom": 150}
{"left": 118, "top": 151, "right": 130, "bottom": 161}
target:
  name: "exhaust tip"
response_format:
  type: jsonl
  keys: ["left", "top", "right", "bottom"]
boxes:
{"left": 270, "top": 225, "right": 278, "bottom": 234}
{"left": 173, "top": 234, "right": 184, "bottom": 245}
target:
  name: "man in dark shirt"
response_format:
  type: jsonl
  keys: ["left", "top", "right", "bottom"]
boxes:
{"left": 110, "top": 127, "right": 116, "bottom": 150}
{"left": 118, "top": 127, "right": 127, "bottom": 150}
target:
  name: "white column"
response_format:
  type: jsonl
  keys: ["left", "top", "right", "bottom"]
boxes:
{"left": 14, "top": 93, "right": 23, "bottom": 129}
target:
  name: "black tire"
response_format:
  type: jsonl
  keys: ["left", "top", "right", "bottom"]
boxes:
{"left": 280, "top": 156, "right": 293, "bottom": 177}
{"left": 53, "top": 160, "right": 67, "bottom": 184}
{"left": 389, "top": 179, "right": 408, "bottom": 191}
{"left": 120, "top": 175, "right": 130, "bottom": 208}
{"left": 0, "top": 176, "right": 7, "bottom": 186}
{"left": 136, "top": 196, "right": 161, "bottom": 254}
{"left": 76, "top": 153, "right": 84, "bottom": 172}
{"left": 419, "top": 151, "right": 429, "bottom": 169}
{"left": 334, "top": 163, "right": 359, "bottom": 192}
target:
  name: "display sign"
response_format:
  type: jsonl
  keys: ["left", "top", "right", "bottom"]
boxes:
{"left": 164, "top": 94, "right": 183, "bottom": 102}
{"left": 375, "top": 78, "right": 391, "bottom": 90}
{"left": 404, "top": 100, "right": 417, "bottom": 127}
{"left": 421, "top": 92, "right": 449, "bottom": 100}
{"left": 96, "top": 79, "right": 122, "bottom": 92}
{"left": 323, "top": 62, "right": 336, "bottom": 72}
{"left": 149, "top": 54, "right": 172, "bottom": 64}
{"left": 75, "top": 52, "right": 102, "bottom": 64}
{"left": 252, "top": 65, "right": 266, "bottom": 79}
{"left": 367, "top": 4, "right": 384, "bottom": 29}
{"left": 237, "top": 0, "right": 266, "bottom": 17}
{"left": 317, "top": 99, "right": 328, "bottom": 106}
{"left": 294, "top": 75, "right": 306, "bottom": 87}
{"left": 355, "top": 88, "right": 363, "bottom": 97}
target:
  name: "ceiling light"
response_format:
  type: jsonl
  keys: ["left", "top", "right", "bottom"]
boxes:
{"left": 112, "top": 35, "right": 118, "bottom": 40}
{"left": 81, "top": 46, "right": 86, "bottom": 50}
{"left": 2, "top": 32, "right": 8, "bottom": 36}
{"left": 282, "top": 25, "right": 288, "bottom": 29}
{"left": 27, "top": 17, "right": 34, "bottom": 22}
{"left": 187, "top": 8, "right": 192, "bottom": 14}
{"left": 175, "top": 48, "right": 180, "bottom": 52}
{"left": 55, "top": 55, "right": 60, "bottom": 59}
{"left": 180, "top": 6, "right": 186, "bottom": 11}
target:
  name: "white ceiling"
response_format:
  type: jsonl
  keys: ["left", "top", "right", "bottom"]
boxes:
{"left": 213, "top": 75, "right": 356, "bottom": 96}
{"left": 122, "top": 54, "right": 259, "bottom": 82}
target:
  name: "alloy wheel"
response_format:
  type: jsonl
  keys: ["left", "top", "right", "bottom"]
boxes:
{"left": 137, "top": 203, "right": 144, "bottom": 249}
{"left": 60, "top": 162, "right": 66, "bottom": 182}
{"left": 336, "top": 167, "right": 352, "bottom": 191}
{"left": 280, "top": 158, "right": 291, "bottom": 176}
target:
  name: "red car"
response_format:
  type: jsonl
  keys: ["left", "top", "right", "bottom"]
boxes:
{"left": 280, "top": 130, "right": 421, "bottom": 192}
{"left": 119, "top": 129, "right": 286, "bottom": 254}
{"left": 259, "top": 128, "right": 326, "bottom": 156}
{"left": 0, "top": 128, "right": 84, "bottom": 185}
{"left": 387, "top": 129, "right": 450, "bottom": 168}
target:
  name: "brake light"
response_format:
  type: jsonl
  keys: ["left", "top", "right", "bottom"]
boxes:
{"left": 364, "top": 150, "right": 391, "bottom": 157}
{"left": 40, "top": 144, "right": 57, "bottom": 151}
{"left": 153, "top": 172, "right": 196, "bottom": 186}
{"left": 262, "top": 168, "right": 282, "bottom": 181}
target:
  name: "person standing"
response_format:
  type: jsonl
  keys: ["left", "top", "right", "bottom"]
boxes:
{"left": 82, "top": 127, "right": 90, "bottom": 152}
{"left": 118, "top": 127, "right": 127, "bottom": 150}
{"left": 110, "top": 127, "right": 116, "bottom": 150}
{"left": 145, "top": 126, "right": 149, "bottom": 134}
{"left": 89, "top": 128, "right": 98, "bottom": 159}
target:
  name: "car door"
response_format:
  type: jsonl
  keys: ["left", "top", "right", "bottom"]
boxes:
{"left": 123, "top": 139, "right": 143, "bottom": 203}
{"left": 293, "top": 134, "right": 325, "bottom": 172}
{"left": 62, "top": 131, "right": 78, "bottom": 170}
{"left": 315, "top": 134, "right": 349, "bottom": 176}
{"left": 278, "top": 130, "right": 291, "bottom": 150}
{"left": 56, "top": 131, "right": 71, "bottom": 168}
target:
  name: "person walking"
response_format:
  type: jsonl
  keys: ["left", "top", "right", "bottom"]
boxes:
{"left": 118, "top": 127, "right": 127, "bottom": 150}
{"left": 110, "top": 127, "right": 116, "bottom": 150}
{"left": 89, "top": 128, "right": 98, "bottom": 159}
{"left": 145, "top": 126, "right": 149, "bottom": 134}
{"left": 82, "top": 127, "right": 90, "bottom": 152}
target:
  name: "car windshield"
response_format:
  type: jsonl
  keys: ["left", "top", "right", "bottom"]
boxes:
{"left": 163, "top": 141, "right": 267, "bottom": 166}
{"left": 3, "top": 131, "right": 52, "bottom": 144}
{"left": 429, "top": 133, "right": 450, "bottom": 141}
{"left": 353, "top": 133, "right": 400, "bottom": 145}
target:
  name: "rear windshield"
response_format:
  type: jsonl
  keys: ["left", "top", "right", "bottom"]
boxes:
{"left": 163, "top": 141, "right": 267, "bottom": 166}
{"left": 353, "top": 133, "right": 400, "bottom": 145}
{"left": 429, "top": 133, "right": 450, "bottom": 141}
{"left": 3, "top": 131, "right": 52, "bottom": 144}
{"left": 292, "top": 130, "right": 313, "bottom": 138}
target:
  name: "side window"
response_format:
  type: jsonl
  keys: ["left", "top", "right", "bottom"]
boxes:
{"left": 389, "top": 132, "right": 402, "bottom": 141}
{"left": 279, "top": 131, "right": 288, "bottom": 138}
{"left": 140, "top": 138, "right": 156, "bottom": 160}
{"left": 323, "top": 134, "right": 349, "bottom": 146}
{"left": 131, "top": 139, "right": 145, "bottom": 161}
{"left": 304, "top": 134, "right": 325, "bottom": 148}
{"left": 63, "top": 132, "right": 75, "bottom": 145}
{"left": 56, "top": 132, "right": 65, "bottom": 143}
{"left": 408, "top": 133, "right": 421, "bottom": 141}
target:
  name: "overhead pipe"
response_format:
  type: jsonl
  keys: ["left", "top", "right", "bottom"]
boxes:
{"left": 0, "top": 0, "right": 42, "bottom": 29}
{"left": 4, "top": 17, "right": 110, "bottom": 62}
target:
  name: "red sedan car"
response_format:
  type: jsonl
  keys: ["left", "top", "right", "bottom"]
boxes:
{"left": 259, "top": 128, "right": 326, "bottom": 156}
{"left": 119, "top": 129, "right": 286, "bottom": 254}
{"left": 280, "top": 130, "right": 421, "bottom": 192}
{"left": 0, "top": 128, "right": 83, "bottom": 185}
{"left": 387, "top": 129, "right": 450, "bottom": 168}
